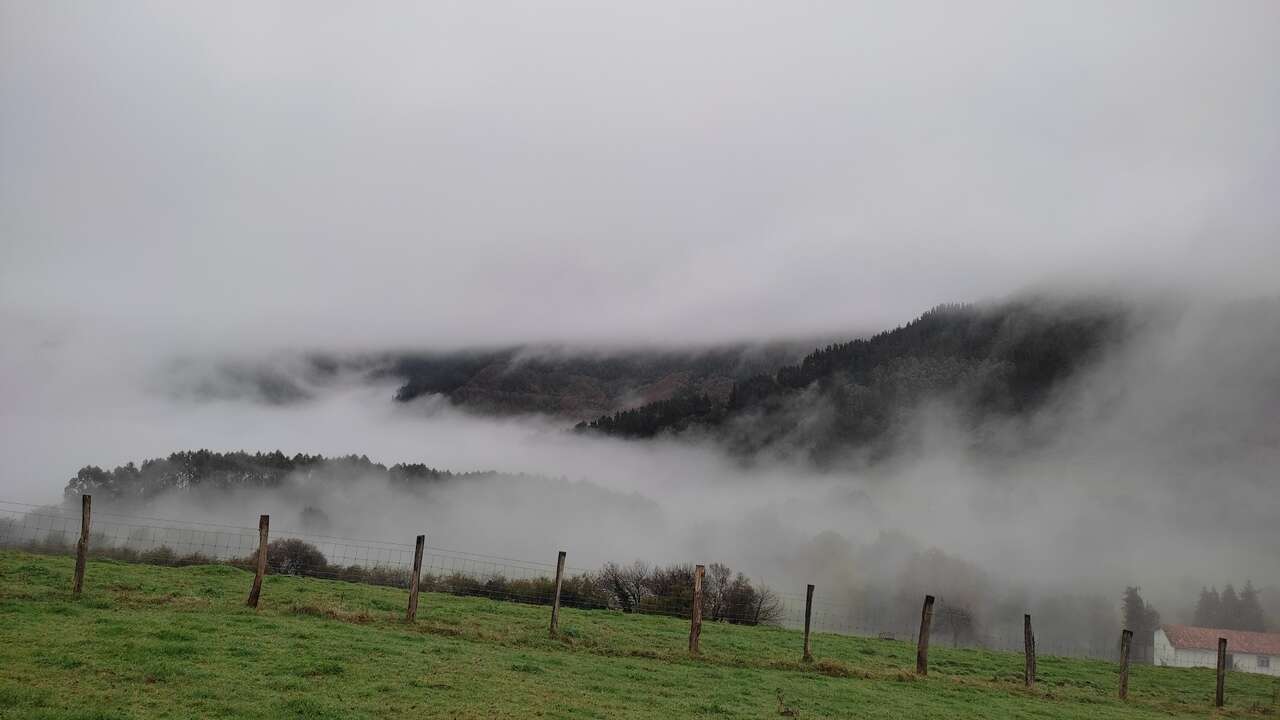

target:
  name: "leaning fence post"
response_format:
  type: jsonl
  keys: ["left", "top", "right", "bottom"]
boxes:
{"left": 406, "top": 534, "right": 425, "bottom": 622}
{"left": 1024, "top": 613, "right": 1036, "bottom": 688}
{"left": 802, "top": 584, "right": 815, "bottom": 662}
{"left": 689, "top": 564, "right": 705, "bottom": 655}
{"left": 245, "top": 514, "right": 269, "bottom": 608}
{"left": 916, "top": 594, "right": 935, "bottom": 675}
{"left": 549, "top": 550, "right": 566, "bottom": 636}
{"left": 1118, "top": 628, "right": 1133, "bottom": 700}
{"left": 72, "top": 494, "right": 92, "bottom": 597}
{"left": 1216, "top": 637, "right": 1227, "bottom": 708}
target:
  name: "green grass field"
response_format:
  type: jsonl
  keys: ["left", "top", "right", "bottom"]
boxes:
{"left": 1, "top": 551, "right": 1276, "bottom": 719}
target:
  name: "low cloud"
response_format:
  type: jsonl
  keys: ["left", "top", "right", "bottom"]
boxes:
{"left": 2, "top": 296, "right": 1277, "bottom": 649}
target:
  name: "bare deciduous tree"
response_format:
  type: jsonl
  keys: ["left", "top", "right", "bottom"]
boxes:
{"left": 599, "top": 560, "right": 649, "bottom": 612}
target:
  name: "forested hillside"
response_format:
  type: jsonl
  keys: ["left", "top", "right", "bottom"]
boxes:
{"left": 382, "top": 342, "right": 817, "bottom": 418}
{"left": 63, "top": 450, "right": 491, "bottom": 502}
{"left": 170, "top": 297, "right": 1129, "bottom": 462}
{"left": 576, "top": 298, "right": 1128, "bottom": 461}
{"left": 175, "top": 342, "right": 820, "bottom": 421}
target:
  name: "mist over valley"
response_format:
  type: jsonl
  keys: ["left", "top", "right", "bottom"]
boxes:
{"left": 3, "top": 4, "right": 1279, "bottom": 708}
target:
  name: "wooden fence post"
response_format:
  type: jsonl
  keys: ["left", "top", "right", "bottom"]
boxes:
{"left": 1118, "top": 629, "right": 1133, "bottom": 700}
{"left": 245, "top": 514, "right": 269, "bottom": 608}
{"left": 72, "top": 494, "right": 91, "bottom": 597}
{"left": 802, "top": 584, "right": 815, "bottom": 662}
{"left": 406, "top": 534, "right": 425, "bottom": 622}
{"left": 549, "top": 550, "right": 566, "bottom": 636}
{"left": 689, "top": 564, "right": 705, "bottom": 655}
{"left": 1024, "top": 613, "right": 1036, "bottom": 688}
{"left": 916, "top": 594, "right": 935, "bottom": 675}
{"left": 1216, "top": 637, "right": 1227, "bottom": 708}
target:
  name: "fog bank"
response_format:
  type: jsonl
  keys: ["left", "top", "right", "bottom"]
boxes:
{"left": 3, "top": 297, "right": 1277, "bottom": 639}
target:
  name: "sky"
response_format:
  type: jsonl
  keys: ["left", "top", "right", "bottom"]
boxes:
{"left": 3, "top": 0, "right": 1279, "bottom": 349}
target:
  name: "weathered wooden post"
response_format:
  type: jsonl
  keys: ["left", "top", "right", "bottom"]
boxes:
{"left": 72, "top": 494, "right": 91, "bottom": 597}
{"left": 802, "top": 584, "right": 815, "bottom": 662}
{"left": 245, "top": 514, "right": 269, "bottom": 608}
{"left": 1216, "top": 637, "right": 1227, "bottom": 708}
{"left": 549, "top": 550, "right": 567, "bottom": 636}
{"left": 406, "top": 534, "right": 425, "bottom": 622}
{"left": 689, "top": 564, "right": 705, "bottom": 655}
{"left": 916, "top": 594, "right": 935, "bottom": 675}
{"left": 1024, "top": 613, "right": 1037, "bottom": 688}
{"left": 1118, "top": 629, "right": 1133, "bottom": 700}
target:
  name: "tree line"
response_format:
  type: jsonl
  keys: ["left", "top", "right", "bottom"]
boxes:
{"left": 574, "top": 392, "right": 721, "bottom": 438}
{"left": 63, "top": 450, "right": 482, "bottom": 502}
{"left": 387, "top": 343, "right": 807, "bottom": 418}
{"left": 9, "top": 531, "right": 783, "bottom": 626}
{"left": 1193, "top": 582, "right": 1268, "bottom": 632}
{"left": 271, "top": 541, "right": 782, "bottom": 625}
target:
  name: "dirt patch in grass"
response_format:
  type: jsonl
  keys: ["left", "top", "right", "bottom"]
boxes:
{"left": 289, "top": 603, "right": 375, "bottom": 624}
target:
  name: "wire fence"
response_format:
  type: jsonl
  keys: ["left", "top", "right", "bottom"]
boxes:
{"left": 0, "top": 499, "right": 560, "bottom": 597}
{"left": 0, "top": 500, "right": 821, "bottom": 623}
{"left": 0, "top": 499, "right": 1165, "bottom": 661}
{"left": 6, "top": 497, "right": 1279, "bottom": 713}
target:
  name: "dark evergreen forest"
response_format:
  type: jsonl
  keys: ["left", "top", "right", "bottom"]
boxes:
{"left": 575, "top": 298, "right": 1127, "bottom": 460}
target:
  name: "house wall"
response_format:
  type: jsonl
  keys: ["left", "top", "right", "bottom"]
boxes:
{"left": 1230, "top": 652, "right": 1280, "bottom": 677}
{"left": 1154, "top": 630, "right": 1177, "bottom": 666}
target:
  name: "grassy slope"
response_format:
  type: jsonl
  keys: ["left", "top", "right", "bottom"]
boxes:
{"left": 1, "top": 552, "right": 1275, "bottom": 720}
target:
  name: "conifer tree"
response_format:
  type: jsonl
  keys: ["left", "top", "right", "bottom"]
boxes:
{"left": 1122, "top": 586, "right": 1161, "bottom": 648}
{"left": 1220, "top": 584, "right": 1242, "bottom": 629}
{"left": 1194, "top": 586, "right": 1221, "bottom": 628}
{"left": 1239, "top": 580, "right": 1268, "bottom": 632}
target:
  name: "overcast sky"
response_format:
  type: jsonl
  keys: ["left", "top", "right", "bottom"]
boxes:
{"left": 2, "top": 3, "right": 1280, "bottom": 616}
{"left": 3, "top": 1, "right": 1279, "bottom": 349}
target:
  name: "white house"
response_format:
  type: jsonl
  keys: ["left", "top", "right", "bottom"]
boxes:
{"left": 1154, "top": 624, "right": 1280, "bottom": 677}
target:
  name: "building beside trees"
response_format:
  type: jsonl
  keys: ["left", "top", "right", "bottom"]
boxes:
{"left": 1155, "top": 625, "right": 1280, "bottom": 676}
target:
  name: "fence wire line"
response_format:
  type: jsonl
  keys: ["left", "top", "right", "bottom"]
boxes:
{"left": 0, "top": 503, "right": 774, "bottom": 624}
{"left": 0, "top": 500, "right": 1122, "bottom": 656}
{"left": 0, "top": 502, "right": 1115, "bottom": 647}
{"left": 0, "top": 500, "right": 565, "bottom": 571}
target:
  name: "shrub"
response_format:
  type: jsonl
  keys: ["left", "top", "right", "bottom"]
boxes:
{"left": 265, "top": 538, "right": 328, "bottom": 577}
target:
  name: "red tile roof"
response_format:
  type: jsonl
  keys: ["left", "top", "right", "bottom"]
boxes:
{"left": 1161, "top": 624, "right": 1280, "bottom": 656}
